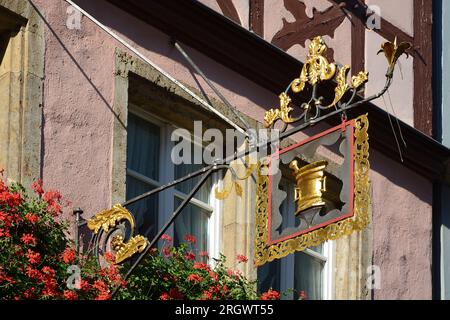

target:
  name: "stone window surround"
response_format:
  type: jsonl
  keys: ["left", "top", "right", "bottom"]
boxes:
{"left": 0, "top": 1, "right": 44, "bottom": 187}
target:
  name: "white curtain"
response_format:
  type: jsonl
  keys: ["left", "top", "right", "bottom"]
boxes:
{"left": 173, "top": 156, "right": 211, "bottom": 252}
{"left": 127, "top": 113, "right": 160, "bottom": 180}
{"left": 126, "top": 113, "right": 160, "bottom": 237}
{"left": 294, "top": 252, "right": 324, "bottom": 300}
{"left": 173, "top": 200, "right": 208, "bottom": 253}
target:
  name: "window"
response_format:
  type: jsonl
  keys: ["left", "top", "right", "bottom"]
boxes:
{"left": 125, "top": 107, "right": 221, "bottom": 256}
{"left": 257, "top": 177, "right": 334, "bottom": 300}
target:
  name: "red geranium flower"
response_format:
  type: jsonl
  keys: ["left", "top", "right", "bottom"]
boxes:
{"left": 95, "top": 292, "right": 111, "bottom": 300}
{"left": 159, "top": 292, "right": 170, "bottom": 300}
{"left": 41, "top": 266, "right": 56, "bottom": 278}
{"left": 26, "top": 249, "right": 41, "bottom": 265}
{"left": 0, "top": 191, "right": 22, "bottom": 207}
{"left": 209, "top": 271, "right": 219, "bottom": 282}
{"left": 43, "top": 190, "right": 62, "bottom": 203}
{"left": 25, "top": 213, "right": 39, "bottom": 224}
{"left": 187, "top": 274, "right": 203, "bottom": 283}
{"left": 31, "top": 180, "right": 44, "bottom": 195}
{"left": 161, "top": 234, "right": 172, "bottom": 242}
{"left": 0, "top": 228, "right": 10, "bottom": 238}
{"left": 25, "top": 266, "right": 41, "bottom": 280}
{"left": 93, "top": 280, "right": 110, "bottom": 300}
{"left": 93, "top": 280, "right": 107, "bottom": 291}
{"left": 80, "top": 279, "right": 90, "bottom": 292}
{"left": 298, "top": 290, "right": 307, "bottom": 300}
{"left": 43, "top": 190, "right": 62, "bottom": 216}
{"left": 199, "top": 251, "right": 209, "bottom": 258}
{"left": 23, "top": 287, "right": 35, "bottom": 299}
{"left": 20, "top": 233, "right": 36, "bottom": 246}
{"left": 63, "top": 290, "right": 78, "bottom": 300}
{"left": 201, "top": 290, "right": 213, "bottom": 300}
{"left": 193, "top": 262, "right": 210, "bottom": 271}
{"left": 260, "top": 289, "right": 280, "bottom": 300}
{"left": 236, "top": 254, "right": 248, "bottom": 263}
{"left": 185, "top": 251, "right": 196, "bottom": 261}
{"left": 162, "top": 247, "right": 171, "bottom": 257}
{"left": 61, "top": 247, "right": 77, "bottom": 264}
{"left": 103, "top": 252, "right": 115, "bottom": 263}
{"left": 184, "top": 234, "right": 197, "bottom": 244}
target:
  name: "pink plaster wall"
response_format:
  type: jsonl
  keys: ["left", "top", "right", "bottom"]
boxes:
{"left": 31, "top": 0, "right": 432, "bottom": 299}
{"left": 370, "top": 150, "right": 432, "bottom": 299}
{"left": 366, "top": 0, "right": 414, "bottom": 36}
{"left": 33, "top": 0, "right": 116, "bottom": 216}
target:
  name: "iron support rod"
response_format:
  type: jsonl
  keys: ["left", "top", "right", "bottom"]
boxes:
{"left": 174, "top": 41, "right": 253, "bottom": 136}
{"left": 112, "top": 166, "right": 221, "bottom": 297}
{"left": 122, "top": 165, "right": 216, "bottom": 207}
{"left": 73, "top": 208, "right": 83, "bottom": 255}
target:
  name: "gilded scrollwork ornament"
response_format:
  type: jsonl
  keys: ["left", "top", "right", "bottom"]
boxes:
{"left": 215, "top": 156, "right": 256, "bottom": 200}
{"left": 264, "top": 36, "right": 369, "bottom": 129}
{"left": 87, "top": 204, "right": 148, "bottom": 265}
{"left": 87, "top": 204, "right": 135, "bottom": 234}
{"left": 291, "top": 36, "right": 336, "bottom": 93}
{"left": 111, "top": 234, "right": 148, "bottom": 264}
{"left": 264, "top": 93, "right": 296, "bottom": 128}
{"left": 351, "top": 71, "right": 369, "bottom": 89}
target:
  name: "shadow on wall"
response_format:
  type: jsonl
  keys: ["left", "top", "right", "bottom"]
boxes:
{"left": 370, "top": 149, "right": 432, "bottom": 204}
{"left": 71, "top": 0, "right": 279, "bottom": 113}
{"left": 29, "top": 0, "right": 126, "bottom": 130}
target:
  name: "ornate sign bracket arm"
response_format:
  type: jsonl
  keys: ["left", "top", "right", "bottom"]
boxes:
{"left": 264, "top": 36, "right": 411, "bottom": 133}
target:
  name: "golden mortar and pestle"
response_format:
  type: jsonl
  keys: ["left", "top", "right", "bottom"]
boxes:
{"left": 289, "top": 159, "right": 342, "bottom": 216}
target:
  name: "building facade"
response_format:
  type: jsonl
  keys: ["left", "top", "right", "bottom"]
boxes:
{"left": 1, "top": 0, "right": 449, "bottom": 299}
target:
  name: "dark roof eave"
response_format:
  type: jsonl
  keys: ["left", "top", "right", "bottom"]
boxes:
{"left": 107, "top": 0, "right": 450, "bottom": 183}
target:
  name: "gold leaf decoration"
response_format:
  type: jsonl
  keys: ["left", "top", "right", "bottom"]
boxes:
{"left": 264, "top": 109, "right": 280, "bottom": 128}
{"left": 215, "top": 156, "right": 256, "bottom": 200}
{"left": 214, "top": 182, "right": 232, "bottom": 200}
{"left": 325, "top": 65, "right": 349, "bottom": 108}
{"left": 351, "top": 71, "right": 369, "bottom": 89}
{"left": 278, "top": 93, "right": 295, "bottom": 123}
{"left": 265, "top": 36, "right": 369, "bottom": 126}
{"left": 87, "top": 204, "right": 135, "bottom": 234}
{"left": 234, "top": 182, "right": 243, "bottom": 197}
{"left": 89, "top": 204, "right": 148, "bottom": 265}
{"left": 377, "top": 37, "right": 412, "bottom": 76}
{"left": 264, "top": 93, "right": 295, "bottom": 128}
{"left": 111, "top": 234, "right": 148, "bottom": 264}
{"left": 291, "top": 36, "right": 336, "bottom": 93}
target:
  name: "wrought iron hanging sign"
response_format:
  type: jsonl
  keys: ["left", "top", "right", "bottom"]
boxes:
{"left": 254, "top": 115, "right": 369, "bottom": 266}
{"left": 254, "top": 36, "right": 410, "bottom": 266}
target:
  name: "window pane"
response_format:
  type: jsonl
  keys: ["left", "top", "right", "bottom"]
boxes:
{"left": 174, "top": 144, "right": 211, "bottom": 203}
{"left": 257, "top": 260, "right": 281, "bottom": 293}
{"left": 127, "top": 113, "right": 160, "bottom": 180}
{"left": 126, "top": 175, "right": 158, "bottom": 238}
{"left": 294, "top": 252, "right": 324, "bottom": 300}
{"left": 173, "top": 199, "right": 208, "bottom": 253}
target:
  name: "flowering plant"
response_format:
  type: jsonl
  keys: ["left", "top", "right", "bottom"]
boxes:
{"left": 116, "top": 234, "right": 276, "bottom": 300}
{"left": 0, "top": 175, "right": 123, "bottom": 300}
{"left": 0, "top": 174, "right": 282, "bottom": 300}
